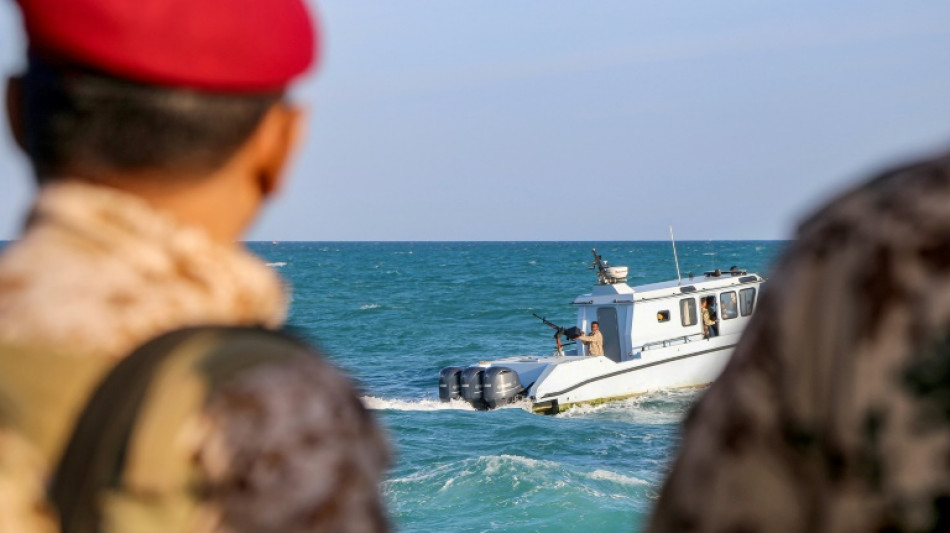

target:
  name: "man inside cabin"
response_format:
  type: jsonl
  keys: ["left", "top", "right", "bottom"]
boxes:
{"left": 649, "top": 149, "right": 950, "bottom": 532}
{"left": 701, "top": 297, "right": 718, "bottom": 338}
{"left": 577, "top": 321, "right": 604, "bottom": 356}
{"left": 0, "top": 0, "right": 389, "bottom": 530}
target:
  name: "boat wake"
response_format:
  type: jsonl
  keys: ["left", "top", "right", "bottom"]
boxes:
{"left": 361, "top": 396, "right": 477, "bottom": 411}
{"left": 362, "top": 396, "right": 536, "bottom": 412}
{"left": 361, "top": 391, "right": 699, "bottom": 419}
{"left": 556, "top": 388, "right": 702, "bottom": 422}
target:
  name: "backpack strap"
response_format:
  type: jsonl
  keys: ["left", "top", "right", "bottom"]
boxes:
{"left": 50, "top": 326, "right": 314, "bottom": 533}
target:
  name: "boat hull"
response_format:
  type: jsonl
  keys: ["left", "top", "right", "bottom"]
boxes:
{"left": 530, "top": 336, "right": 735, "bottom": 412}
{"left": 443, "top": 335, "right": 737, "bottom": 414}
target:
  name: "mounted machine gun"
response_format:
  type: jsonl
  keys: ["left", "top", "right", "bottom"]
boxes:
{"left": 532, "top": 313, "right": 582, "bottom": 354}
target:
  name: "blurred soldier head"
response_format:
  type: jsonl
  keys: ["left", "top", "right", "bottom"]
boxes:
{"left": 7, "top": 0, "right": 318, "bottom": 241}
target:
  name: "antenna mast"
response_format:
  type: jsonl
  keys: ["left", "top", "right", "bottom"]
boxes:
{"left": 670, "top": 226, "right": 682, "bottom": 285}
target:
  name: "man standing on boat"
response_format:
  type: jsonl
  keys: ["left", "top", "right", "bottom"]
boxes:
{"left": 577, "top": 321, "right": 604, "bottom": 356}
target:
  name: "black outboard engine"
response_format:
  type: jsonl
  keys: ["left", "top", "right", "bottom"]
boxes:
{"left": 438, "top": 366, "right": 463, "bottom": 402}
{"left": 482, "top": 366, "right": 524, "bottom": 409}
{"left": 460, "top": 366, "right": 488, "bottom": 409}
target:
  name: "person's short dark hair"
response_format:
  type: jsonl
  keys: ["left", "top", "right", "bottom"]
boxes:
{"left": 591, "top": 321, "right": 599, "bottom": 326}
{"left": 17, "top": 57, "right": 280, "bottom": 180}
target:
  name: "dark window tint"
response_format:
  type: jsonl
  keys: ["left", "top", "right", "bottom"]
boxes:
{"left": 657, "top": 310, "right": 670, "bottom": 322}
{"left": 740, "top": 287, "right": 756, "bottom": 316}
{"left": 720, "top": 291, "right": 738, "bottom": 320}
{"left": 680, "top": 298, "right": 697, "bottom": 327}
{"left": 596, "top": 307, "right": 621, "bottom": 362}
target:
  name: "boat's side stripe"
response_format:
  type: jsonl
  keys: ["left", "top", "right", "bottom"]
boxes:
{"left": 538, "top": 344, "right": 736, "bottom": 400}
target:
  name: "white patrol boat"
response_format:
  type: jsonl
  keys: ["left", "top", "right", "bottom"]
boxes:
{"left": 438, "top": 249, "right": 766, "bottom": 414}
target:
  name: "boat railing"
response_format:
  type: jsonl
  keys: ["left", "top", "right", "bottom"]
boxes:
{"left": 636, "top": 333, "right": 706, "bottom": 353}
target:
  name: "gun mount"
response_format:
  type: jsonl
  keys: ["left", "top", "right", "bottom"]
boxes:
{"left": 591, "top": 249, "right": 628, "bottom": 285}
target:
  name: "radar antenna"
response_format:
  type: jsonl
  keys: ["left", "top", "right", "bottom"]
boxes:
{"left": 670, "top": 226, "right": 683, "bottom": 285}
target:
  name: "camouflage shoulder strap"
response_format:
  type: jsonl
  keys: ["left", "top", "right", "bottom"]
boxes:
{"left": 50, "top": 326, "right": 315, "bottom": 533}
{"left": 0, "top": 341, "right": 114, "bottom": 533}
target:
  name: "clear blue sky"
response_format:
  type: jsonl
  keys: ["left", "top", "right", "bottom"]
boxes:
{"left": 2, "top": 1, "right": 950, "bottom": 241}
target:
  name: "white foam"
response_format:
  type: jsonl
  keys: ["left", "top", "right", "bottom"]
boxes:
{"left": 480, "top": 454, "right": 549, "bottom": 473}
{"left": 265, "top": 262, "right": 287, "bottom": 267}
{"left": 585, "top": 469, "right": 649, "bottom": 487}
{"left": 361, "top": 396, "right": 476, "bottom": 411}
{"left": 474, "top": 456, "right": 648, "bottom": 492}
{"left": 555, "top": 388, "right": 700, "bottom": 422}
{"left": 360, "top": 303, "right": 381, "bottom": 310}
{"left": 386, "top": 453, "right": 649, "bottom": 502}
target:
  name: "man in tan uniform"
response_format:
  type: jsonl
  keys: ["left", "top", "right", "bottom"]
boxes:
{"left": 0, "top": 0, "right": 389, "bottom": 531}
{"left": 649, "top": 151, "right": 950, "bottom": 532}
{"left": 577, "top": 321, "right": 605, "bottom": 356}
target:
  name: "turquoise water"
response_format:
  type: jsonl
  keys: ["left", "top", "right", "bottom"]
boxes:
{"left": 249, "top": 241, "right": 786, "bottom": 533}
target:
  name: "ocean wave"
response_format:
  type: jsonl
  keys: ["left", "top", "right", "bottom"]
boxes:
{"left": 361, "top": 396, "right": 476, "bottom": 411}
{"left": 265, "top": 261, "right": 287, "bottom": 267}
{"left": 386, "top": 454, "right": 649, "bottom": 494}
{"left": 480, "top": 454, "right": 549, "bottom": 474}
{"left": 360, "top": 303, "right": 381, "bottom": 310}
{"left": 385, "top": 454, "right": 555, "bottom": 489}
{"left": 586, "top": 469, "right": 650, "bottom": 487}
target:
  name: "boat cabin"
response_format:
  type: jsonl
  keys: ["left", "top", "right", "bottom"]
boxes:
{"left": 570, "top": 269, "right": 764, "bottom": 362}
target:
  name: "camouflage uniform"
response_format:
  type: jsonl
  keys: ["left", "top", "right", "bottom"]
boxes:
{"left": 649, "top": 152, "right": 950, "bottom": 532}
{"left": 0, "top": 181, "right": 389, "bottom": 532}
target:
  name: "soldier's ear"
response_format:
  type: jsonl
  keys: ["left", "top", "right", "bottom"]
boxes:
{"left": 5, "top": 77, "right": 26, "bottom": 152}
{"left": 250, "top": 101, "right": 305, "bottom": 199}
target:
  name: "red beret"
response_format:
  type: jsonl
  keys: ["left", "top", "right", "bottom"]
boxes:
{"left": 17, "top": 0, "right": 318, "bottom": 92}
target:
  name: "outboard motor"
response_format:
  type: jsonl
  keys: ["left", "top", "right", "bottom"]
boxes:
{"left": 460, "top": 366, "right": 488, "bottom": 409}
{"left": 482, "top": 366, "right": 524, "bottom": 409}
{"left": 438, "top": 366, "right": 463, "bottom": 402}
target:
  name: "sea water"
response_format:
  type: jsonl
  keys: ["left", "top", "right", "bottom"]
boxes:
{"left": 249, "top": 241, "right": 786, "bottom": 533}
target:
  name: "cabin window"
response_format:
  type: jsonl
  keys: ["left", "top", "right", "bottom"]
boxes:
{"left": 739, "top": 287, "right": 756, "bottom": 316}
{"left": 657, "top": 310, "right": 670, "bottom": 322}
{"left": 680, "top": 298, "right": 697, "bottom": 327}
{"left": 720, "top": 291, "right": 738, "bottom": 320}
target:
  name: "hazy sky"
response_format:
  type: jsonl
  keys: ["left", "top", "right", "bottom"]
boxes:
{"left": 2, "top": 1, "right": 950, "bottom": 241}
